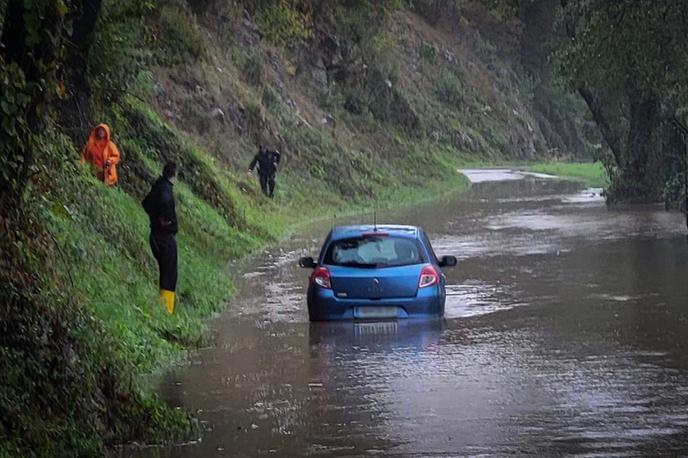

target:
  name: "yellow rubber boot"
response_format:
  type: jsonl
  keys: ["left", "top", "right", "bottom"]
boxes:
{"left": 160, "top": 290, "right": 176, "bottom": 315}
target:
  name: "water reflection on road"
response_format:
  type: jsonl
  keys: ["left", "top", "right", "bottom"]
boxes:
{"left": 133, "top": 170, "right": 688, "bottom": 457}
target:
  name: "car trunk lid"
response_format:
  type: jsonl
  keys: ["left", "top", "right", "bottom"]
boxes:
{"left": 328, "top": 264, "right": 422, "bottom": 299}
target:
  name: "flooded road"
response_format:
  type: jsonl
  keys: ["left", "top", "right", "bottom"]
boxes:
{"left": 136, "top": 170, "right": 688, "bottom": 457}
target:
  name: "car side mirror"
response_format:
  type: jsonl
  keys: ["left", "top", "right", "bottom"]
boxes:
{"left": 439, "top": 255, "right": 457, "bottom": 268}
{"left": 299, "top": 256, "right": 317, "bottom": 269}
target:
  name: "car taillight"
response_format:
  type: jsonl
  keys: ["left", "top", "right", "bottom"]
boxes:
{"left": 312, "top": 266, "right": 332, "bottom": 289}
{"left": 419, "top": 265, "right": 439, "bottom": 288}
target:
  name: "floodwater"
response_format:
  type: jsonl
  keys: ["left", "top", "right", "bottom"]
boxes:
{"left": 131, "top": 170, "right": 688, "bottom": 457}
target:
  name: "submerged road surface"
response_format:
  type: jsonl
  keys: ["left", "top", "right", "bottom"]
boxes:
{"left": 133, "top": 170, "right": 688, "bottom": 457}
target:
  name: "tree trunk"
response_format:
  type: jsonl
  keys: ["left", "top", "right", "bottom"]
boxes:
{"left": 61, "top": 0, "right": 103, "bottom": 139}
{"left": 66, "top": 0, "right": 102, "bottom": 81}
{"left": 0, "top": 1, "right": 65, "bottom": 212}
{"left": 577, "top": 86, "right": 624, "bottom": 167}
{"left": 1, "top": 1, "right": 28, "bottom": 64}
{"left": 620, "top": 92, "right": 660, "bottom": 201}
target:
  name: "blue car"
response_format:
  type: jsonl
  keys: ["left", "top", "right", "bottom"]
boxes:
{"left": 299, "top": 225, "right": 457, "bottom": 321}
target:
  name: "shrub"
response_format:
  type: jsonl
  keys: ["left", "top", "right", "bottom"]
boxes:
{"left": 256, "top": 0, "right": 312, "bottom": 46}
{"left": 343, "top": 90, "right": 368, "bottom": 116}
{"left": 435, "top": 70, "right": 464, "bottom": 107}
{"left": 420, "top": 42, "right": 437, "bottom": 64}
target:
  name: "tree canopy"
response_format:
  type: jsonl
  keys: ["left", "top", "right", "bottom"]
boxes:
{"left": 556, "top": 0, "right": 688, "bottom": 206}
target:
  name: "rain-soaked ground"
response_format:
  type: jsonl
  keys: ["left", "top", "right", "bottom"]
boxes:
{"left": 131, "top": 170, "right": 688, "bottom": 457}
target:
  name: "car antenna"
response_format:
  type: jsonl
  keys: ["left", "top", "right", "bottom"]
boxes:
{"left": 373, "top": 205, "right": 378, "bottom": 232}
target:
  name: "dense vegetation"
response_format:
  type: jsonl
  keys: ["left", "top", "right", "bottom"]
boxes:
{"left": 0, "top": 0, "right": 681, "bottom": 455}
{"left": 555, "top": 0, "right": 688, "bottom": 209}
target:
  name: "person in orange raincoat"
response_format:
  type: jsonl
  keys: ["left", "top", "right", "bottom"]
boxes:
{"left": 81, "top": 124, "right": 121, "bottom": 186}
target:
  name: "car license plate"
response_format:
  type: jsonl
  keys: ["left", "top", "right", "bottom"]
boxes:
{"left": 354, "top": 321, "right": 399, "bottom": 336}
{"left": 354, "top": 306, "right": 398, "bottom": 319}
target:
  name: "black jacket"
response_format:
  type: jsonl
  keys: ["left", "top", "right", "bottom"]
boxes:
{"left": 249, "top": 149, "right": 281, "bottom": 175}
{"left": 142, "top": 177, "right": 178, "bottom": 235}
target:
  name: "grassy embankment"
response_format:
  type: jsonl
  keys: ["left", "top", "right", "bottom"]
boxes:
{"left": 0, "top": 98, "right": 472, "bottom": 457}
{"left": 60, "top": 90, "right": 473, "bottom": 351}
{"left": 526, "top": 162, "right": 609, "bottom": 188}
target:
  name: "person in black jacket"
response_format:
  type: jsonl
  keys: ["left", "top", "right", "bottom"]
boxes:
{"left": 142, "top": 162, "right": 179, "bottom": 314}
{"left": 247, "top": 145, "right": 281, "bottom": 198}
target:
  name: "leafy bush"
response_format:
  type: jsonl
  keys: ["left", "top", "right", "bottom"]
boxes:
{"left": 255, "top": 0, "right": 312, "bottom": 45}
{"left": 435, "top": 69, "right": 464, "bottom": 106}
{"left": 420, "top": 42, "right": 437, "bottom": 64}
{"left": 343, "top": 89, "right": 368, "bottom": 116}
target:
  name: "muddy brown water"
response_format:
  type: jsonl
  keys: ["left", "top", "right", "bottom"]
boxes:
{"left": 130, "top": 170, "right": 688, "bottom": 457}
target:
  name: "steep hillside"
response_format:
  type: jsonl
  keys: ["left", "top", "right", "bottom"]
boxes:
{"left": 150, "top": 1, "right": 591, "bottom": 179}
{"left": 0, "top": 1, "right": 594, "bottom": 455}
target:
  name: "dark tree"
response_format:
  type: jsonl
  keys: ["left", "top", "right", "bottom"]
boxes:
{"left": 0, "top": 0, "right": 66, "bottom": 211}
{"left": 557, "top": 0, "right": 688, "bottom": 204}
{"left": 61, "top": 0, "right": 103, "bottom": 138}
{"left": 0, "top": 0, "right": 102, "bottom": 212}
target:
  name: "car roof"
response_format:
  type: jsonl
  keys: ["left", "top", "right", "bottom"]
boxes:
{"left": 330, "top": 224, "right": 420, "bottom": 240}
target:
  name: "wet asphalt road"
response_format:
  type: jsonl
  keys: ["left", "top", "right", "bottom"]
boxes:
{"left": 132, "top": 170, "right": 688, "bottom": 457}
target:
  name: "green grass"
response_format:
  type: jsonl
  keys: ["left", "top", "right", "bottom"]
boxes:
{"left": 525, "top": 162, "right": 609, "bottom": 188}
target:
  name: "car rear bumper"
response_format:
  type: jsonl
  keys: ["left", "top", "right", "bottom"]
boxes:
{"left": 307, "top": 286, "right": 444, "bottom": 321}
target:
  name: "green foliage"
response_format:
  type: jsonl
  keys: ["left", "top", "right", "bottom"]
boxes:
{"left": 435, "top": 69, "right": 464, "bottom": 107}
{"left": 255, "top": 0, "right": 312, "bottom": 45}
{"left": 323, "top": 0, "right": 403, "bottom": 51}
{"left": 155, "top": 3, "right": 205, "bottom": 65}
{"left": 420, "top": 41, "right": 437, "bottom": 64}
{"left": 555, "top": 0, "right": 688, "bottom": 205}
{"left": 0, "top": 130, "right": 195, "bottom": 455}
{"left": 526, "top": 162, "right": 609, "bottom": 188}
{"left": 0, "top": 0, "right": 73, "bottom": 209}
{"left": 555, "top": 1, "right": 688, "bottom": 103}
{"left": 0, "top": 59, "right": 36, "bottom": 200}
{"left": 90, "top": 0, "right": 154, "bottom": 100}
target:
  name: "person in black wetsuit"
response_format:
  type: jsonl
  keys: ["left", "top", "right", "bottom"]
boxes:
{"left": 142, "top": 162, "right": 178, "bottom": 314}
{"left": 247, "top": 145, "right": 281, "bottom": 198}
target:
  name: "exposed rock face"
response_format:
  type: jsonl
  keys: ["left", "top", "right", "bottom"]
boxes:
{"left": 209, "top": 107, "right": 225, "bottom": 124}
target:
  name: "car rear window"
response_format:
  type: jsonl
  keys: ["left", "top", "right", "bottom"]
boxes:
{"left": 324, "top": 235, "right": 425, "bottom": 268}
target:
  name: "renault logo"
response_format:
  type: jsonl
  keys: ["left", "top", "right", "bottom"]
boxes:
{"left": 373, "top": 278, "right": 380, "bottom": 286}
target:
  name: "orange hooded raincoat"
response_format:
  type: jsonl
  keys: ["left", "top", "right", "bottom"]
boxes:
{"left": 81, "top": 124, "right": 121, "bottom": 186}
